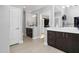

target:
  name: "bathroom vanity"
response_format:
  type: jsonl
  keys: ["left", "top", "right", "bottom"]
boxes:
{"left": 26, "top": 28, "right": 33, "bottom": 38}
{"left": 26, "top": 27, "right": 40, "bottom": 40}
{"left": 46, "top": 27, "right": 79, "bottom": 53}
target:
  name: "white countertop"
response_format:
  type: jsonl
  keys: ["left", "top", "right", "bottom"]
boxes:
{"left": 46, "top": 27, "right": 79, "bottom": 34}
{"left": 26, "top": 26, "right": 35, "bottom": 29}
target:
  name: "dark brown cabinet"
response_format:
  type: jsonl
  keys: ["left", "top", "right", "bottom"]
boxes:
{"left": 70, "top": 34, "right": 79, "bottom": 52}
{"left": 26, "top": 28, "right": 33, "bottom": 38}
{"left": 56, "top": 32, "right": 65, "bottom": 51}
{"left": 63, "top": 33, "right": 72, "bottom": 52}
{"left": 47, "top": 31, "right": 56, "bottom": 47}
{"left": 47, "top": 30, "right": 79, "bottom": 53}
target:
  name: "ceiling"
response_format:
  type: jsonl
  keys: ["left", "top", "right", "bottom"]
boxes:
{"left": 12, "top": 5, "right": 47, "bottom": 12}
{"left": 11, "top": 5, "right": 79, "bottom": 12}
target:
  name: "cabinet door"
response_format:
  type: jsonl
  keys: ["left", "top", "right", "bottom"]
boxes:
{"left": 66, "top": 33, "right": 79, "bottom": 53}
{"left": 63, "top": 33, "right": 72, "bottom": 52}
{"left": 71, "top": 34, "right": 79, "bottom": 53}
{"left": 47, "top": 31, "right": 56, "bottom": 47}
{"left": 56, "top": 32, "right": 65, "bottom": 50}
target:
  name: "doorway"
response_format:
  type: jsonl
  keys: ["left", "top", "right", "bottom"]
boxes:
{"left": 40, "top": 14, "right": 49, "bottom": 39}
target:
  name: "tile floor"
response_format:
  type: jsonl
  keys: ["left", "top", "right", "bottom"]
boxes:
{"left": 10, "top": 37, "right": 64, "bottom": 53}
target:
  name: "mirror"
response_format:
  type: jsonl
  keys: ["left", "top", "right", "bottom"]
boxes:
{"left": 42, "top": 15, "right": 49, "bottom": 27}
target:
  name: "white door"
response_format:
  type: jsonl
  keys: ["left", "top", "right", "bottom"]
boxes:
{"left": 9, "top": 7, "right": 23, "bottom": 45}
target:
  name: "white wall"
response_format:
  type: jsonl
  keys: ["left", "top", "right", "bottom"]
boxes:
{"left": 26, "top": 13, "right": 32, "bottom": 27}
{"left": 0, "top": 6, "right": 9, "bottom": 52}
{"left": 54, "top": 5, "right": 65, "bottom": 27}
{"left": 26, "top": 12, "right": 36, "bottom": 27}
{"left": 65, "top": 6, "right": 79, "bottom": 27}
